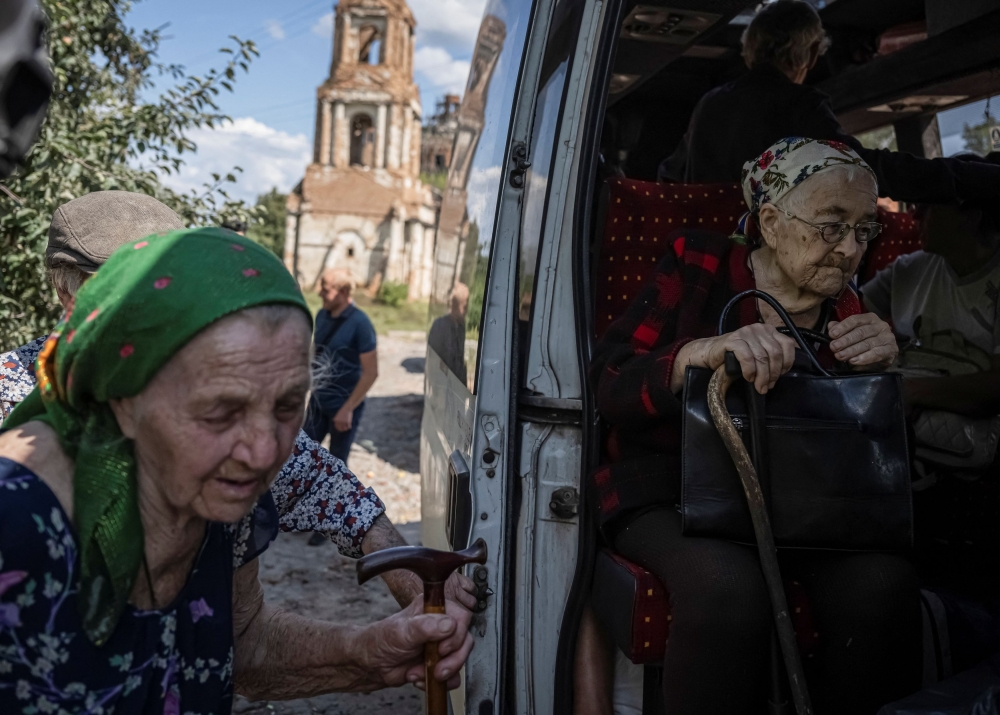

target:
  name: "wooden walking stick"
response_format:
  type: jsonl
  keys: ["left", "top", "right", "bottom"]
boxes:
{"left": 356, "top": 538, "right": 488, "bottom": 715}
{"left": 707, "top": 353, "right": 814, "bottom": 715}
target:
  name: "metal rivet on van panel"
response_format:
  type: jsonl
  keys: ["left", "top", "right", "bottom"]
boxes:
{"left": 486, "top": 469, "right": 495, "bottom": 478}
{"left": 480, "top": 512, "right": 488, "bottom": 520}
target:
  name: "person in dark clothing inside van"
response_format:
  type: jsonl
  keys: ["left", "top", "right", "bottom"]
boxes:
{"left": 862, "top": 156, "right": 1000, "bottom": 577}
{"left": 863, "top": 196, "right": 1000, "bottom": 419}
{"left": 658, "top": 0, "right": 1000, "bottom": 206}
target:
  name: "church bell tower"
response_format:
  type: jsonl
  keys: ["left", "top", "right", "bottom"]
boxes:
{"left": 285, "top": 0, "right": 437, "bottom": 301}
{"left": 313, "top": 0, "right": 421, "bottom": 176}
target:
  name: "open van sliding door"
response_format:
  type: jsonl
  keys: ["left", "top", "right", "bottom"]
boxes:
{"left": 508, "top": 0, "right": 607, "bottom": 712}
{"left": 419, "top": 0, "right": 566, "bottom": 711}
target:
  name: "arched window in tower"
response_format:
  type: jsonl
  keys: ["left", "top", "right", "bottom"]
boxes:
{"left": 350, "top": 114, "right": 376, "bottom": 167}
{"left": 358, "top": 25, "right": 382, "bottom": 65}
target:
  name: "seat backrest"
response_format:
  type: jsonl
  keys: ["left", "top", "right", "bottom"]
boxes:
{"left": 594, "top": 178, "right": 745, "bottom": 339}
{"left": 859, "top": 207, "right": 923, "bottom": 285}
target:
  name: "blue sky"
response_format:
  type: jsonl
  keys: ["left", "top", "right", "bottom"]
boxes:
{"left": 125, "top": 0, "right": 486, "bottom": 202}
{"left": 122, "top": 0, "right": 997, "bottom": 203}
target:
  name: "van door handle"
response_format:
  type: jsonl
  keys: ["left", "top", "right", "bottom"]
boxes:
{"left": 447, "top": 450, "right": 473, "bottom": 551}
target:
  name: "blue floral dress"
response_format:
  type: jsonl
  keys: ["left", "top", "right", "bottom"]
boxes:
{"left": 0, "top": 457, "right": 276, "bottom": 714}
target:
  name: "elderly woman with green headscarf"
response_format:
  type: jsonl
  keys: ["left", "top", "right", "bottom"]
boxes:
{"left": 0, "top": 229, "right": 473, "bottom": 713}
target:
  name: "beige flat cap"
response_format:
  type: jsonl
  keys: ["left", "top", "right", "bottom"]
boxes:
{"left": 46, "top": 191, "right": 184, "bottom": 273}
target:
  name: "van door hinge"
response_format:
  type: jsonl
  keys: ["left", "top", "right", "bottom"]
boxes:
{"left": 480, "top": 414, "right": 504, "bottom": 468}
{"left": 508, "top": 141, "right": 530, "bottom": 188}
{"left": 472, "top": 565, "right": 493, "bottom": 613}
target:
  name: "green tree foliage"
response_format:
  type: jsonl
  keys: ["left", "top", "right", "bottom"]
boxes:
{"left": 419, "top": 171, "right": 448, "bottom": 191}
{"left": 246, "top": 188, "right": 287, "bottom": 257}
{"left": 0, "top": 0, "right": 260, "bottom": 346}
{"left": 375, "top": 280, "right": 409, "bottom": 307}
{"left": 962, "top": 118, "right": 995, "bottom": 156}
{"left": 856, "top": 125, "right": 897, "bottom": 151}
{"left": 460, "top": 223, "right": 487, "bottom": 336}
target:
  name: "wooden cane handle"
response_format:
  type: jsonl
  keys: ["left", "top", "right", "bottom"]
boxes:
{"left": 424, "top": 582, "right": 447, "bottom": 715}
{"left": 354, "top": 540, "right": 487, "bottom": 715}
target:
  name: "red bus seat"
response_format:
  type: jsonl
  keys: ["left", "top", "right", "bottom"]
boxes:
{"left": 593, "top": 180, "right": 923, "bottom": 340}
{"left": 593, "top": 548, "right": 820, "bottom": 666}
{"left": 594, "top": 178, "right": 745, "bottom": 339}
{"left": 859, "top": 208, "right": 923, "bottom": 285}
{"left": 593, "top": 548, "right": 671, "bottom": 664}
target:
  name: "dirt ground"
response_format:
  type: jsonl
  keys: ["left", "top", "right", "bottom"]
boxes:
{"left": 234, "top": 332, "right": 428, "bottom": 715}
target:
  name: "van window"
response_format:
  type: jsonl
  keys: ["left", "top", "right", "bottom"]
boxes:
{"left": 427, "top": 0, "right": 535, "bottom": 393}
{"left": 517, "top": 0, "right": 584, "bottom": 389}
{"left": 519, "top": 60, "right": 568, "bottom": 328}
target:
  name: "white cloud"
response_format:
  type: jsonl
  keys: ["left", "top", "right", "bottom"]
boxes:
{"left": 311, "top": 11, "right": 334, "bottom": 38}
{"left": 157, "top": 117, "right": 311, "bottom": 204}
{"left": 408, "top": 0, "right": 487, "bottom": 51}
{"left": 264, "top": 19, "right": 286, "bottom": 41}
{"left": 414, "top": 46, "right": 471, "bottom": 95}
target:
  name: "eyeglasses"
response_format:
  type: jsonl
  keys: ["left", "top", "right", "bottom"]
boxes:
{"left": 780, "top": 209, "right": 882, "bottom": 244}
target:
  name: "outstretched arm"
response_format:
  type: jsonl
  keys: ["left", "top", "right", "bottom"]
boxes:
{"left": 361, "top": 513, "right": 479, "bottom": 611}
{"left": 231, "top": 558, "right": 474, "bottom": 699}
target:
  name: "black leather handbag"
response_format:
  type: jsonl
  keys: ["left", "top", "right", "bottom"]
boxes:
{"left": 681, "top": 290, "right": 913, "bottom": 550}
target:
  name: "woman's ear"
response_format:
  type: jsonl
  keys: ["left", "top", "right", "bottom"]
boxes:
{"left": 757, "top": 204, "right": 782, "bottom": 250}
{"left": 109, "top": 397, "right": 138, "bottom": 439}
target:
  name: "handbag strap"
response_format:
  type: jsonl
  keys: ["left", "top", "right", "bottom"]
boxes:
{"left": 718, "top": 289, "right": 832, "bottom": 377}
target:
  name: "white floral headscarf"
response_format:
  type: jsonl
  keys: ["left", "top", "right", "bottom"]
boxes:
{"left": 740, "top": 137, "right": 876, "bottom": 214}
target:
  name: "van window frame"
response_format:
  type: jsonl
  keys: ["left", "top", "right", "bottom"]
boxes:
{"left": 427, "top": 0, "right": 539, "bottom": 396}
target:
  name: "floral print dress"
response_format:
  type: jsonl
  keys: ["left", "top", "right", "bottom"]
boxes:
{"left": 0, "top": 457, "right": 274, "bottom": 714}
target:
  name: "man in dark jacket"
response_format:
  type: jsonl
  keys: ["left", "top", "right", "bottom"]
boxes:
{"left": 659, "top": 0, "right": 1000, "bottom": 205}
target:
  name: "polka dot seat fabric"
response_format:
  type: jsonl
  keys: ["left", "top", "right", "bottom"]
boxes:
{"left": 859, "top": 207, "right": 923, "bottom": 285}
{"left": 594, "top": 179, "right": 746, "bottom": 339}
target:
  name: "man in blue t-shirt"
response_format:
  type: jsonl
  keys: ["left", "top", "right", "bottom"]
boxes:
{"left": 305, "top": 268, "right": 379, "bottom": 465}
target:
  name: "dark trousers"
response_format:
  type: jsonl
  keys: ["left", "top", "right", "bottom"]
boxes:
{"left": 303, "top": 401, "right": 365, "bottom": 463}
{"left": 614, "top": 507, "right": 921, "bottom": 715}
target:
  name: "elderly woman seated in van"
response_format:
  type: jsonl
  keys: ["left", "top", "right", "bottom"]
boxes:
{"left": 0, "top": 230, "right": 472, "bottom": 714}
{"left": 590, "top": 138, "right": 920, "bottom": 715}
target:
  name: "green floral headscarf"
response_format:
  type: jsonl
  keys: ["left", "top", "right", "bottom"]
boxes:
{"left": 4, "top": 227, "right": 311, "bottom": 645}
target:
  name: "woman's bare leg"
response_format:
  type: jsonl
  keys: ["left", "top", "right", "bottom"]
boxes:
{"left": 574, "top": 602, "right": 615, "bottom": 715}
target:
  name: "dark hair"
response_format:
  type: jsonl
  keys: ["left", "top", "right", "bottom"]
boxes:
{"left": 741, "top": 0, "right": 830, "bottom": 72}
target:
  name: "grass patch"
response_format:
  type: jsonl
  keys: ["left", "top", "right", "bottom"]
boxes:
{"left": 304, "top": 291, "right": 428, "bottom": 335}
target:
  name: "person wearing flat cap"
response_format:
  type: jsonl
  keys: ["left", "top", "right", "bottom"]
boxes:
{"left": 0, "top": 191, "right": 477, "bottom": 606}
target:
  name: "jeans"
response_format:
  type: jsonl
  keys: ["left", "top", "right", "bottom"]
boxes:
{"left": 303, "top": 401, "right": 366, "bottom": 464}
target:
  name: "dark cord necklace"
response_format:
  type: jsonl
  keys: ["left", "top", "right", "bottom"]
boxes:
{"left": 142, "top": 554, "right": 158, "bottom": 609}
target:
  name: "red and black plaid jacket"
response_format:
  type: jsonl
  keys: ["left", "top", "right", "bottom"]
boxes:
{"left": 590, "top": 230, "right": 862, "bottom": 533}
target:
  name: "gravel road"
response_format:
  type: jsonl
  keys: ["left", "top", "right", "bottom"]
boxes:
{"left": 234, "top": 332, "right": 428, "bottom": 715}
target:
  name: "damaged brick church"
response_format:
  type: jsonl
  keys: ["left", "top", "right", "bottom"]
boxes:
{"left": 284, "top": 0, "right": 455, "bottom": 300}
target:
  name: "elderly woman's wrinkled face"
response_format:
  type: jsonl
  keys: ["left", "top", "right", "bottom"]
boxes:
{"left": 758, "top": 167, "right": 877, "bottom": 298}
{"left": 111, "top": 309, "right": 312, "bottom": 523}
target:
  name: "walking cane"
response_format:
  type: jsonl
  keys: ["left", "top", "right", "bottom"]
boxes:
{"left": 357, "top": 538, "right": 488, "bottom": 715}
{"left": 707, "top": 353, "right": 814, "bottom": 715}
